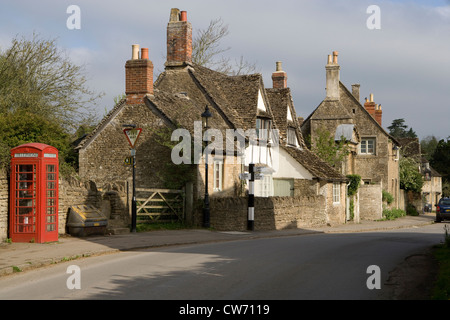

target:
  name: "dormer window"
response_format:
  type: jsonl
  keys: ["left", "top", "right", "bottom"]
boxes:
{"left": 287, "top": 127, "right": 298, "bottom": 146}
{"left": 256, "top": 117, "right": 272, "bottom": 141}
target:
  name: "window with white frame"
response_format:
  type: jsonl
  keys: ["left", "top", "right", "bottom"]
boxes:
{"left": 287, "top": 127, "right": 298, "bottom": 146}
{"left": 213, "top": 159, "right": 223, "bottom": 192}
{"left": 333, "top": 182, "right": 340, "bottom": 203}
{"left": 360, "top": 138, "right": 376, "bottom": 155}
{"left": 256, "top": 117, "right": 272, "bottom": 141}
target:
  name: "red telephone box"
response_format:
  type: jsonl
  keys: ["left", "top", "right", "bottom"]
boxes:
{"left": 10, "top": 143, "right": 59, "bottom": 243}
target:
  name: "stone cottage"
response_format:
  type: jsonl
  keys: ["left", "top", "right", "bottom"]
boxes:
{"left": 301, "top": 51, "right": 401, "bottom": 219}
{"left": 76, "top": 9, "right": 348, "bottom": 230}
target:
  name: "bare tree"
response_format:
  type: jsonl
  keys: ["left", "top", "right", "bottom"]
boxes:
{"left": 192, "top": 18, "right": 258, "bottom": 75}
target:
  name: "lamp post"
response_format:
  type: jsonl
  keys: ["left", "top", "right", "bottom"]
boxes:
{"left": 201, "top": 105, "right": 212, "bottom": 228}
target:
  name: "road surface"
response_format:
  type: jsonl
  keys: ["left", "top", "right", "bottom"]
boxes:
{"left": 0, "top": 223, "right": 445, "bottom": 301}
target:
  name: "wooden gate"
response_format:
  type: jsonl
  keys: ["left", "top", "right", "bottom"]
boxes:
{"left": 135, "top": 188, "right": 184, "bottom": 223}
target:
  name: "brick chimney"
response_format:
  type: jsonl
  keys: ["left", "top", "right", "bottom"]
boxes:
{"left": 375, "top": 104, "right": 382, "bottom": 126}
{"left": 272, "top": 61, "right": 287, "bottom": 88}
{"left": 166, "top": 8, "right": 192, "bottom": 67}
{"left": 364, "top": 93, "right": 382, "bottom": 125}
{"left": 325, "top": 51, "right": 340, "bottom": 100}
{"left": 125, "top": 44, "right": 154, "bottom": 104}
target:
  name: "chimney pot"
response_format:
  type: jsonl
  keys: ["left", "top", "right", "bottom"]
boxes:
{"left": 327, "top": 55, "right": 332, "bottom": 65}
{"left": 370, "top": 93, "right": 374, "bottom": 102}
{"left": 276, "top": 61, "right": 282, "bottom": 71}
{"left": 132, "top": 44, "right": 140, "bottom": 60}
{"left": 141, "top": 48, "right": 149, "bottom": 60}
{"left": 333, "top": 51, "right": 339, "bottom": 64}
{"left": 180, "top": 11, "right": 187, "bottom": 21}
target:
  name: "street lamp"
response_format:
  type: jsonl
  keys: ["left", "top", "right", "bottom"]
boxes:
{"left": 201, "top": 105, "right": 212, "bottom": 228}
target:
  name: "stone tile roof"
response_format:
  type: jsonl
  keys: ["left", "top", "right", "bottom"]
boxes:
{"left": 77, "top": 62, "right": 345, "bottom": 182}
{"left": 282, "top": 145, "right": 347, "bottom": 182}
{"left": 266, "top": 87, "right": 306, "bottom": 148}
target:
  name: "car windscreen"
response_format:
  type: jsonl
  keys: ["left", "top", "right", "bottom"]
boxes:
{"left": 440, "top": 200, "right": 450, "bottom": 206}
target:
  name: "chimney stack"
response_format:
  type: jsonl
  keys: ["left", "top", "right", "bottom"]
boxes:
{"left": 166, "top": 8, "right": 192, "bottom": 67}
{"left": 272, "top": 61, "right": 288, "bottom": 89}
{"left": 351, "top": 84, "right": 360, "bottom": 102}
{"left": 364, "top": 93, "right": 382, "bottom": 126}
{"left": 125, "top": 44, "right": 154, "bottom": 104}
{"left": 325, "top": 51, "right": 340, "bottom": 100}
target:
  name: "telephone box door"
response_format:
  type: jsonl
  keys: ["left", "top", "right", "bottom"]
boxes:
{"left": 12, "top": 163, "right": 37, "bottom": 241}
{"left": 10, "top": 143, "right": 59, "bottom": 243}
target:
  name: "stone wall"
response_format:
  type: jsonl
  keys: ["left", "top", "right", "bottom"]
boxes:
{"left": 198, "top": 195, "right": 329, "bottom": 231}
{"left": 0, "top": 172, "right": 129, "bottom": 241}
{"left": 359, "top": 183, "right": 382, "bottom": 220}
{"left": 0, "top": 170, "right": 8, "bottom": 241}
{"left": 78, "top": 103, "right": 170, "bottom": 190}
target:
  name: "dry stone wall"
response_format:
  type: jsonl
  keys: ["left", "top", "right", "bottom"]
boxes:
{"left": 201, "top": 195, "right": 328, "bottom": 231}
{"left": 0, "top": 170, "right": 8, "bottom": 241}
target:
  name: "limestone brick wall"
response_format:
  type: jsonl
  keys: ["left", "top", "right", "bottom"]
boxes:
{"left": 79, "top": 104, "right": 172, "bottom": 190}
{"left": 0, "top": 170, "right": 8, "bottom": 241}
{"left": 201, "top": 194, "right": 329, "bottom": 231}
{"left": 359, "top": 183, "right": 382, "bottom": 220}
{"left": 0, "top": 169, "right": 129, "bottom": 240}
{"left": 320, "top": 181, "right": 347, "bottom": 225}
{"left": 59, "top": 177, "right": 129, "bottom": 234}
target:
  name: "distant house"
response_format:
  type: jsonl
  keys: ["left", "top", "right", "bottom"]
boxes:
{"left": 397, "top": 137, "right": 442, "bottom": 211}
{"left": 421, "top": 158, "right": 442, "bottom": 210}
{"left": 76, "top": 9, "right": 348, "bottom": 229}
{"left": 301, "top": 51, "right": 401, "bottom": 219}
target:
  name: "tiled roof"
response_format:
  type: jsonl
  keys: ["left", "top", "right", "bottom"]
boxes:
{"left": 77, "top": 62, "right": 345, "bottom": 182}
{"left": 282, "top": 145, "right": 347, "bottom": 182}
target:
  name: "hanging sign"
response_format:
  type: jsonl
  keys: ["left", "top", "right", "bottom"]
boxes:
{"left": 123, "top": 128, "right": 142, "bottom": 148}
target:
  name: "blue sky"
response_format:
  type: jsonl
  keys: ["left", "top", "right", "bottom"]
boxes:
{"left": 1, "top": 0, "right": 449, "bottom": 140}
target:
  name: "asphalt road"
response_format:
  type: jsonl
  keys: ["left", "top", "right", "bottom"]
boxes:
{"left": 0, "top": 223, "right": 444, "bottom": 301}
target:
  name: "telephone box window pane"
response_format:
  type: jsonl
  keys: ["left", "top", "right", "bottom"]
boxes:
{"left": 46, "top": 165, "right": 56, "bottom": 172}
{"left": 18, "top": 165, "right": 34, "bottom": 172}
{"left": 47, "top": 173, "right": 56, "bottom": 181}
{"left": 47, "top": 182, "right": 56, "bottom": 189}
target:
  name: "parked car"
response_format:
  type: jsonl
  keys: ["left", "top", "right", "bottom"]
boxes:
{"left": 435, "top": 198, "right": 450, "bottom": 222}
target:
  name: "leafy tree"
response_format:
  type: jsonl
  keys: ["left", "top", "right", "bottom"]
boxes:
{"left": 0, "top": 33, "right": 102, "bottom": 130}
{"left": 387, "top": 118, "right": 417, "bottom": 138}
{"left": 420, "top": 135, "right": 439, "bottom": 161}
{"left": 399, "top": 157, "right": 423, "bottom": 193}
{"left": 431, "top": 137, "right": 450, "bottom": 197}
{"left": 0, "top": 111, "right": 72, "bottom": 173}
{"left": 311, "top": 127, "right": 350, "bottom": 168}
{"left": 0, "top": 33, "right": 101, "bottom": 174}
